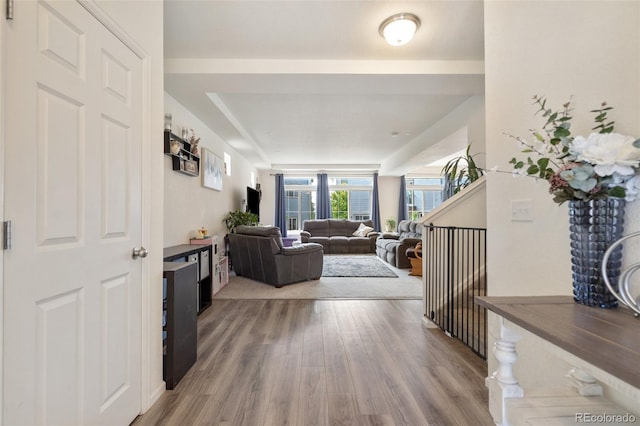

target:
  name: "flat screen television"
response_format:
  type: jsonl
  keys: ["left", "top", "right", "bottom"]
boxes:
{"left": 246, "top": 186, "right": 260, "bottom": 219}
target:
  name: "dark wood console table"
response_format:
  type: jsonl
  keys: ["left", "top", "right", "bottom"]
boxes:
{"left": 163, "top": 261, "right": 197, "bottom": 389}
{"left": 163, "top": 244, "right": 213, "bottom": 314}
{"left": 476, "top": 295, "right": 640, "bottom": 390}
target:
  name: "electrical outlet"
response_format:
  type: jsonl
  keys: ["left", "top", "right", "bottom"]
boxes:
{"left": 511, "top": 199, "right": 534, "bottom": 222}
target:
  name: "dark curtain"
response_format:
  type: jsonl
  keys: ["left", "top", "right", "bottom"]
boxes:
{"left": 398, "top": 175, "right": 408, "bottom": 222}
{"left": 316, "top": 173, "right": 332, "bottom": 219}
{"left": 371, "top": 172, "right": 381, "bottom": 231}
{"left": 275, "top": 173, "right": 287, "bottom": 237}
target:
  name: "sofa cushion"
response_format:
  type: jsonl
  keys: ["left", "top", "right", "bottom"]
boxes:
{"left": 329, "top": 236, "right": 349, "bottom": 254}
{"left": 353, "top": 223, "right": 374, "bottom": 237}
{"left": 304, "top": 220, "right": 332, "bottom": 237}
{"left": 328, "top": 219, "right": 351, "bottom": 237}
{"left": 349, "top": 237, "right": 372, "bottom": 254}
{"left": 397, "top": 220, "right": 422, "bottom": 239}
{"left": 309, "top": 236, "right": 330, "bottom": 253}
{"left": 376, "top": 237, "right": 399, "bottom": 250}
{"left": 234, "top": 225, "right": 284, "bottom": 252}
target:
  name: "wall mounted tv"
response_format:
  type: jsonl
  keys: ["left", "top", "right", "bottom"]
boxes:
{"left": 246, "top": 186, "right": 260, "bottom": 219}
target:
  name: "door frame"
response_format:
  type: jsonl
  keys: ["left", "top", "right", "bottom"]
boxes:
{"left": 0, "top": 0, "right": 157, "bottom": 419}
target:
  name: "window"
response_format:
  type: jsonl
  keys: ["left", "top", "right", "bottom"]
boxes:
{"left": 284, "top": 177, "right": 316, "bottom": 231}
{"left": 329, "top": 177, "right": 373, "bottom": 221}
{"left": 406, "top": 176, "right": 444, "bottom": 219}
{"left": 283, "top": 175, "right": 374, "bottom": 230}
{"left": 223, "top": 152, "right": 231, "bottom": 176}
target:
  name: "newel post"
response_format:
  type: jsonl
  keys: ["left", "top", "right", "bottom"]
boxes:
{"left": 485, "top": 317, "right": 524, "bottom": 426}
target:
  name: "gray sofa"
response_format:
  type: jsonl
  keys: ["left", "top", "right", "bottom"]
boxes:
{"left": 300, "top": 219, "right": 380, "bottom": 254}
{"left": 228, "top": 225, "right": 324, "bottom": 287}
{"left": 376, "top": 220, "right": 423, "bottom": 268}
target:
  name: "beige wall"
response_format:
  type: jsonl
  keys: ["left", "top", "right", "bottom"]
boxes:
{"left": 164, "top": 93, "right": 258, "bottom": 245}
{"left": 484, "top": 1, "right": 640, "bottom": 410}
{"left": 378, "top": 175, "right": 400, "bottom": 229}
{"left": 485, "top": 1, "right": 640, "bottom": 298}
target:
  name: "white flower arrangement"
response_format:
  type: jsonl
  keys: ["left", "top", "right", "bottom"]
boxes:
{"left": 507, "top": 96, "right": 640, "bottom": 204}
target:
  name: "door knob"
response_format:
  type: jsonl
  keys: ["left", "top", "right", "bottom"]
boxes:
{"left": 132, "top": 246, "right": 149, "bottom": 259}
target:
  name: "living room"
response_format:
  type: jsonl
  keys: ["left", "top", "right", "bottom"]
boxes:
{"left": 2, "top": 1, "right": 639, "bottom": 425}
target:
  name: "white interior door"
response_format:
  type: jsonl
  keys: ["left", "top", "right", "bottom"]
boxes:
{"left": 3, "top": 1, "right": 144, "bottom": 424}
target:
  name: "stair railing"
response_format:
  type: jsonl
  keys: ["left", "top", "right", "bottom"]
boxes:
{"left": 424, "top": 224, "right": 488, "bottom": 358}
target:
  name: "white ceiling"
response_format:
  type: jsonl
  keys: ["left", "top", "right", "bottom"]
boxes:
{"left": 164, "top": 0, "right": 485, "bottom": 175}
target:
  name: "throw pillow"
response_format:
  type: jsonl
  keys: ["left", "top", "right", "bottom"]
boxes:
{"left": 352, "top": 223, "right": 374, "bottom": 237}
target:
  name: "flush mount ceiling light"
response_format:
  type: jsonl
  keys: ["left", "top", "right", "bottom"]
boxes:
{"left": 379, "top": 13, "right": 421, "bottom": 46}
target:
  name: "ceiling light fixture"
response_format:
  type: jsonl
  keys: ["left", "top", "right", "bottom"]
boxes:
{"left": 379, "top": 13, "right": 421, "bottom": 46}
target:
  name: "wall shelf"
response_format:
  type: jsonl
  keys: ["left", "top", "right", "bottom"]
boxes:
{"left": 164, "top": 130, "right": 200, "bottom": 177}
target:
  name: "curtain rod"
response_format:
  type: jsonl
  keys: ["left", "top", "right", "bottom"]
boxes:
{"left": 269, "top": 171, "right": 379, "bottom": 177}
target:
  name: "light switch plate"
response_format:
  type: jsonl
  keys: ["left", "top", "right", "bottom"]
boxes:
{"left": 511, "top": 199, "right": 534, "bottom": 222}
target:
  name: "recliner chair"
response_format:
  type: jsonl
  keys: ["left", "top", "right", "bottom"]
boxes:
{"left": 228, "top": 225, "right": 324, "bottom": 287}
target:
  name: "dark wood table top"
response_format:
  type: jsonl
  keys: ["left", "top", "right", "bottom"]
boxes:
{"left": 163, "top": 244, "right": 211, "bottom": 261}
{"left": 476, "top": 296, "right": 640, "bottom": 390}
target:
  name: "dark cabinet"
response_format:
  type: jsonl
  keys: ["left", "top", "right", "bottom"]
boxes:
{"left": 163, "top": 244, "right": 213, "bottom": 314}
{"left": 163, "top": 261, "right": 198, "bottom": 390}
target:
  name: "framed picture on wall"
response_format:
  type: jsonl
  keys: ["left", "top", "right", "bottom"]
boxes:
{"left": 202, "top": 148, "right": 223, "bottom": 191}
{"left": 184, "top": 159, "right": 198, "bottom": 175}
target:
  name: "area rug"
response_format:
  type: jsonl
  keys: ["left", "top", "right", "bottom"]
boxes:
{"left": 322, "top": 254, "right": 398, "bottom": 278}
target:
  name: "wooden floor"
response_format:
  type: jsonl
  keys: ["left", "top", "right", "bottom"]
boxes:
{"left": 134, "top": 299, "right": 493, "bottom": 426}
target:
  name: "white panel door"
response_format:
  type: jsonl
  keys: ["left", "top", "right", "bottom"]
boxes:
{"left": 3, "top": 1, "right": 144, "bottom": 424}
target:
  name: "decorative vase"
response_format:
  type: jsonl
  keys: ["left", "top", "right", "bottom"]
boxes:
{"left": 568, "top": 198, "right": 625, "bottom": 308}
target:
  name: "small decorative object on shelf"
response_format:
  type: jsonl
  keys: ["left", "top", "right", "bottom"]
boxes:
{"left": 164, "top": 113, "right": 172, "bottom": 131}
{"left": 506, "top": 96, "right": 640, "bottom": 308}
{"left": 189, "top": 129, "right": 200, "bottom": 156}
{"left": 170, "top": 140, "right": 181, "bottom": 155}
{"left": 196, "top": 226, "right": 208, "bottom": 239}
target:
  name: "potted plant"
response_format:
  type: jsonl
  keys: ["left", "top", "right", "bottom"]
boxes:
{"left": 385, "top": 217, "right": 397, "bottom": 232}
{"left": 223, "top": 210, "right": 259, "bottom": 233}
{"left": 441, "top": 144, "right": 485, "bottom": 197}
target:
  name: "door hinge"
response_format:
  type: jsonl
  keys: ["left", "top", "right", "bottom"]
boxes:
{"left": 6, "top": 0, "right": 13, "bottom": 20}
{"left": 3, "top": 220, "right": 12, "bottom": 250}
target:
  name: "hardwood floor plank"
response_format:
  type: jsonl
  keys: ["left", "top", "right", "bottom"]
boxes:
{"left": 298, "top": 367, "right": 329, "bottom": 426}
{"left": 302, "top": 310, "right": 325, "bottom": 368}
{"left": 341, "top": 331, "right": 391, "bottom": 416}
{"left": 327, "top": 393, "right": 358, "bottom": 426}
{"left": 134, "top": 299, "right": 491, "bottom": 426}
{"left": 357, "top": 414, "right": 396, "bottom": 426}
{"left": 264, "top": 352, "right": 302, "bottom": 426}
{"left": 363, "top": 339, "right": 435, "bottom": 425}
{"left": 322, "top": 304, "right": 354, "bottom": 395}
